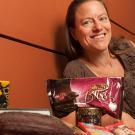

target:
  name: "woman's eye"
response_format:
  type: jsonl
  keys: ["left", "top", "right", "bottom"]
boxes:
{"left": 82, "top": 20, "right": 93, "bottom": 26}
{"left": 100, "top": 16, "right": 108, "bottom": 22}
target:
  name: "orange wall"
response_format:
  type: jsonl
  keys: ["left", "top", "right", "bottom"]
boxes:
{"left": 105, "top": 0, "right": 135, "bottom": 42}
{"left": 0, "top": 0, "right": 72, "bottom": 108}
{"left": 0, "top": 0, "right": 134, "bottom": 109}
{"left": 0, "top": 38, "right": 64, "bottom": 108}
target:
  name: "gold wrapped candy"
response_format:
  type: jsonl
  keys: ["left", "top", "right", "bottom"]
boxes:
{"left": 76, "top": 107, "right": 102, "bottom": 125}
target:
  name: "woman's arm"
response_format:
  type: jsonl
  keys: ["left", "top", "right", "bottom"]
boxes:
{"left": 101, "top": 114, "right": 119, "bottom": 126}
{"left": 122, "top": 112, "right": 135, "bottom": 128}
{"left": 101, "top": 112, "right": 135, "bottom": 128}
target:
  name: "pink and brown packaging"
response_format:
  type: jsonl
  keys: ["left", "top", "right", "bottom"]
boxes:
{"left": 47, "top": 77, "right": 123, "bottom": 119}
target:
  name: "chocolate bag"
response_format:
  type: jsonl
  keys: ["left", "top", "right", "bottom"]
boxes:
{"left": 47, "top": 77, "right": 123, "bottom": 119}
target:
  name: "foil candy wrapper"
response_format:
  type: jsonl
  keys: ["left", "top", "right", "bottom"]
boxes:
{"left": 47, "top": 77, "right": 123, "bottom": 119}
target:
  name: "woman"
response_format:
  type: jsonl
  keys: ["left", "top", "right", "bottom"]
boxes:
{"left": 62, "top": 0, "right": 135, "bottom": 129}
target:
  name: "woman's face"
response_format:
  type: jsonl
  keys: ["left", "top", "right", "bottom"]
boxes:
{"left": 71, "top": 0, "right": 111, "bottom": 53}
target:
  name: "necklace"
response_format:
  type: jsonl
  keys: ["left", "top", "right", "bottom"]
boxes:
{"left": 79, "top": 58, "right": 113, "bottom": 77}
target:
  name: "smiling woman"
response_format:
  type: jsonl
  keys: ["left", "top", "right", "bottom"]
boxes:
{"left": 52, "top": 0, "right": 135, "bottom": 131}
{"left": 69, "top": 0, "right": 111, "bottom": 53}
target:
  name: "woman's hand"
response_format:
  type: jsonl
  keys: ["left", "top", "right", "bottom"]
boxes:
{"left": 101, "top": 112, "right": 135, "bottom": 128}
{"left": 122, "top": 112, "right": 135, "bottom": 128}
{"left": 101, "top": 114, "right": 120, "bottom": 126}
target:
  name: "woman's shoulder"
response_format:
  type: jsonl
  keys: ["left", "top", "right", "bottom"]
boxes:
{"left": 64, "top": 59, "right": 82, "bottom": 69}
{"left": 109, "top": 37, "right": 135, "bottom": 54}
{"left": 63, "top": 59, "right": 91, "bottom": 78}
{"left": 63, "top": 59, "right": 83, "bottom": 78}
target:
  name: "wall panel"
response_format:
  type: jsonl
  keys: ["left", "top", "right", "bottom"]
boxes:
{"left": 0, "top": 38, "right": 67, "bottom": 108}
{"left": 105, "top": 0, "right": 135, "bottom": 33}
{"left": 0, "top": 0, "right": 72, "bottom": 52}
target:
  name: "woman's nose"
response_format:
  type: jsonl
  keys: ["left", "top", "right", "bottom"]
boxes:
{"left": 92, "top": 20, "right": 103, "bottom": 32}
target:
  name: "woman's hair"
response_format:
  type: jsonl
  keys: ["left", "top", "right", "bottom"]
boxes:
{"left": 65, "top": 0, "right": 109, "bottom": 60}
